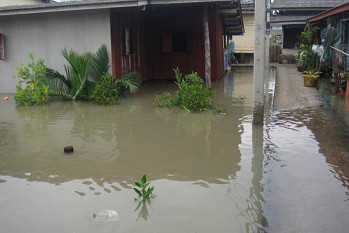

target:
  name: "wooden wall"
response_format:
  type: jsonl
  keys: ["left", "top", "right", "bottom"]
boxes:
{"left": 209, "top": 7, "right": 225, "bottom": 81}
{"left": 111, "top": 6, "right": 225, "bottom": 81}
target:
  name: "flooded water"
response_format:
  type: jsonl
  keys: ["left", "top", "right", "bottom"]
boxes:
{"left": 0, "top": 68, "right": 349, "bottom": 233}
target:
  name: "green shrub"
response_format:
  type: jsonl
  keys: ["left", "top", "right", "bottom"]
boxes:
{"left": 14, "top": 53, "right": 50, "bottom": 105}
{"left": 155, "top": 68, "right": 215, "bottom": 111}
{"left": 92, "top": 73, "right": 121, "bottom": 105}
{"left": 92, "top": 72, "right": 142, "bottom": 105}
{"left": 14, "top": 82, "right": 49, "bottom": 106}
{"left": 175, "top": 71, "right": 215, "bottom": 111}
{"left": 154, "top": 91, "right": 175, "bottom": 107}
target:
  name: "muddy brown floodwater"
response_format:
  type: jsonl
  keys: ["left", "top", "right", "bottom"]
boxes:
{"left": 0, "top": 67, "right": 348, "bottom": 233}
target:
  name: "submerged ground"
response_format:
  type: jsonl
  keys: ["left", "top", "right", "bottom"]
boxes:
{"left": 0, "top": 67, "right": 348, "bottom": 232}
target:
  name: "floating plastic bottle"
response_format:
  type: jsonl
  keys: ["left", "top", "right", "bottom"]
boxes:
{"left": 94, "top": 210, "right": 120, "bottom": 223}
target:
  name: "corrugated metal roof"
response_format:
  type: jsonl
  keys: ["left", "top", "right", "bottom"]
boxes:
{"left": 0, "top": 0, "right": 138, "bottom": 12}
{"left": 240, "top": 1, "right": 254, "bottom": 13}
{"left": 271, "top": 15, "right": 315, "bottom": 24}
{"left": 308, "top": 2, "right": 349, "bottom": 23}
{"left": 271, "top": 0, "right": 347, "bottom": 9}
{"left": 0, "top": 0, "right": 244, "bottom": 35}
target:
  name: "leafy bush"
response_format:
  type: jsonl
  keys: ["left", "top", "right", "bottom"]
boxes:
{"left": 175, "top": 80, "right": 215, "bottom": 111}
{"left": 155, "top": 68, "right": 215, "bottom": 111}
{"left": 175, "top": 69, "right": 215, "bottom": 111}
{"left": 14, "top": 53, "right": 50, "bottom": 105}
{"left": 92, "top": 72, "right": 142, "bottom": 105}
{"left": 92, "top": 73, "right": 121, "bottom": 105}
{"left": 154, "top": 92, "right": 175, "bottom": 107}
{"left": 14, "top": 82, "right": 49, "bottom": 106}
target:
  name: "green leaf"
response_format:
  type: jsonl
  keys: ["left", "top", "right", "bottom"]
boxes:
{"left": 133, "top": 188, "right": 142, "bottom": 196}
{"left": 147, "top": 187, "right": 154, "bottom": 196}
{"left": 143, "top": 182, "right": 150, "bottom": 188}
{"left": 134, "top": 181, "right": 141, "bottom": 188}
{"left": 141, "top": 174, "right": 147, "bottom": 184}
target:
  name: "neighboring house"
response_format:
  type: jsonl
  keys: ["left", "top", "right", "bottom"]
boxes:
{"left": 0, "top": 0, "right": 243, "bottom": 93}
{"left": 307, "top": 2, "right": 349, "bottom": 71}
{"left": 233, "top": 0, "right": 254, "bottom": 64}
{"left": 271, "top": 0, "right": 346, "bottom": 49}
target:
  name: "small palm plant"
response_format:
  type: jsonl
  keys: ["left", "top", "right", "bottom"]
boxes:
{"left": 133, "top": 174, "right": 154, "bottom": 200}
{"left": 303, "top": 69, "right": 321, "bottom": 79}
{"left": 46, "top": 45, "right": 111, "bottom": 100}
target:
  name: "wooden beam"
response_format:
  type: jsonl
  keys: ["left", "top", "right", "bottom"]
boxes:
{"left": 203, "top": 5, "right": 211, "bottom": 89}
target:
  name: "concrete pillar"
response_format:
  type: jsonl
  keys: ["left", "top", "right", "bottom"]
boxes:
{"left": 265, "top": 0, "right": 270, "bottom": 76}
{"left": 253, "top": 0, "right": 266, "bottom": 125}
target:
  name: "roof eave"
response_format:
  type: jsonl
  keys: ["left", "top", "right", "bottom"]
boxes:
{"left": 148, "top": 0, "right": 232, "bottom": 5}
{"left": 0, "top": 1, "right": 147, "bottom": 16}
{"left": 307, "top": 2, "right": 349, "bottom": 23}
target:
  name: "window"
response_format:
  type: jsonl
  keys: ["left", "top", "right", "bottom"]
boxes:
{"left": 172, "top": 31, "right": 188, "bottom": 53}
{"left": 0, "top": 33, "right": 4, "bottom": 60}
{"left": 163, "top": 31, "right": 194, "bottom": 54}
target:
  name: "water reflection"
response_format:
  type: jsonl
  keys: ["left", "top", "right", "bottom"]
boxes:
{"left": 273, "top": 108, "right": 349, "bottom": 192}
{"left": 134, "top": 198, "right": 153, "bottom": 221}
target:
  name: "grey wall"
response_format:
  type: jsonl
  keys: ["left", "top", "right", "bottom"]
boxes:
{"left": 0, "top": 9, "right": 111, "bottom": 93}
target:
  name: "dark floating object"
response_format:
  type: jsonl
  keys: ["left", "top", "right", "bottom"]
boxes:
{"left": 64, "top": 146, "right": 74, "bottom": 153}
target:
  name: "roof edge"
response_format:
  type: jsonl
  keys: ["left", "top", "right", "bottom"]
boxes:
{"left": 0, "top": 1, "right": 147, "bottom": 16}
{"left": 307, "top": 2, "right": 349, "bottom": 23}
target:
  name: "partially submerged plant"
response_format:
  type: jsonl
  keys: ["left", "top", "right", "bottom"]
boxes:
{"left": 154, "top": 91, "right": 175, "bottom": 107}
{"left": 216, "top": 107, "right": 227, "bottom": 115}
{"left": 13, "top": 52, "right": 50, "bottom": 106}
{"left": 92, "top": 71, "right": 141, "bottom": 105}
{"left": 46, "top": 45, "right": 141, "bottom": 104}
{"left": 46, "top": 45, "right": 109, "bottom": 101}
{"left": 154, "top": 68, "right": 215, "bottom": 111}
{"left": 134, "top": 174, "right": 154, "bottom": 200}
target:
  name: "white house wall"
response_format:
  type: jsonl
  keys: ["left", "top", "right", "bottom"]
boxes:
{"left": 0, "top": 9, "right": 111, "bottom": 93}
{"left": 234, "top": 14, "right": 254, "bottom": 54}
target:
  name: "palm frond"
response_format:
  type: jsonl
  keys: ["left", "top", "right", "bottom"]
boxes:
{"left": 90, "top": 45, "right": 110, "bottom": 84}
{"left": 119, "top": 72, "right": 142, "bottom": 95}
{"left": 61, "top": 48, "right": 93, "bottom": 101}
{"left": 45, "top": 68, "right": 72, "bottom": 99}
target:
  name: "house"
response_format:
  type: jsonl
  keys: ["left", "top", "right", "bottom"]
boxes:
{"left": 270, "top": 0, "right": 346, "bottom": 49}
{"left": 307, "top": 2, "right": 349, "bottom": 71}
{"left": 232, "top": 0, "right": 254, "bottom": 64}
{"left": 0, "top": 0, "right": 243, "bottom": 93}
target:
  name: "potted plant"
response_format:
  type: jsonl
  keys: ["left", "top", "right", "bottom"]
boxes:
{"left": 303, "top": 69, "right": 321, "bottom": 87}
{"left": 295, "top": 50, "right": 305, "bottom": 72}
{"left": 339, "top": 72, "right": 349, "bottom": 97}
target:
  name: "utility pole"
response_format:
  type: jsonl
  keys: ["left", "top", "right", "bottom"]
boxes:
{"left": 253, "top": 0, "right": 267, "bottom": 125}
{"left": 265, "top": 0, "right": 271, "bottom": 76}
